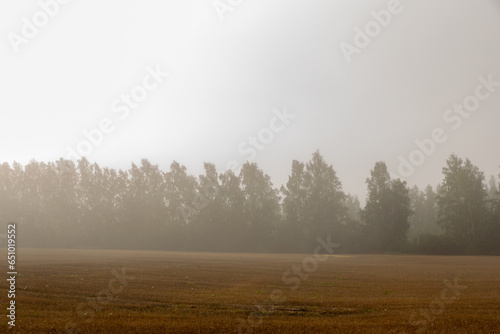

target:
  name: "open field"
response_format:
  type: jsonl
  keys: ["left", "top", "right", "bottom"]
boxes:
{"left": 1, "top": 249, "right": 500, "bottom": 333}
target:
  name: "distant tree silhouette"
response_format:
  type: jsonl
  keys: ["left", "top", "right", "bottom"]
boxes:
{"left": 281, "top": 151, "right": 346, "bottom": 252}
{"left": 240, "top": 162, "right": 281, "bottom": 251}
{"left": 408, "top": 185, "right": 441, "bottom": 239}
{"left": 0, "top": 153, "right": 497, "bottom": 254}
{"left": 437, "top": 154, "right": 487, "bottom": 245}
{"left": 361, "top": 162, "right": 412, "bottom": 251}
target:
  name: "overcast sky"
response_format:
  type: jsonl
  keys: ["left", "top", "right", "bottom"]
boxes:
{"left": 1, "top": 0, "right": 499, "bottom": 199}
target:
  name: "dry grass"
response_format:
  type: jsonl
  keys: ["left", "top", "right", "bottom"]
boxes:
{"left": 1, "top": 248, "right": 500, "bottom": 333}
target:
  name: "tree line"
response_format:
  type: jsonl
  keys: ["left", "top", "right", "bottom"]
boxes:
{"left": 0, "top": 151, "right": 499, "bottom": 254}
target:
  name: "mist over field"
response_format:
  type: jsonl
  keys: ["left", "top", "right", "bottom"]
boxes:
{"left": 1, "top": 0, "right": 499, "bottom": 333}
{"left": 1, "top": 152, "right": 499, "bottom": 255}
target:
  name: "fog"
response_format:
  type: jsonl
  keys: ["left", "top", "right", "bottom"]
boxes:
{"left": 1, "top": 0, "right": 498, "bottom": 200}
{"left": 2, "top": 3, "right": 500, "bottom": 332}
{"left": 0, "top": 0, "right": 499, "bottom": 253}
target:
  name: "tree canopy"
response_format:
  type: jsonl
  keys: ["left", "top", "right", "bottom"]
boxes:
{"left": 0, "top": 153, "right": 498, "bottom": 254}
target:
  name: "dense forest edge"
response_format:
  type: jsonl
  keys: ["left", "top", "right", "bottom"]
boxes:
{"left": 1, "top": 151, "right": 499, "bottom": 255}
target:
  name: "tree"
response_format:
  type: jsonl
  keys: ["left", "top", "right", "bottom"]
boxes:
{"left": 488, "top": 175, "right": 498, "bottom": 198}
{"left": 422, "top": 185, "right": 439, "bottom": 233}
{"left": 281, "top": 151, "right": 346, "bottom": 251}
{"left": 218, "top": 168, "right": 245, "bottom": 250}
{"left": 487, "top": 175, "right": 499, "bottom": 211}
{"left": 408, "top": 185, "right": 425, "bottom": 239}
{"left": 0, "top": 163, "right": 21, "bottom": 228}
{"left": 189, "top": 163, "right": 232, "bottom": 251}
{"left": 389, "top": 179, "right": 412, "bottom": 244}
{"left": 304, "top": 151, "right": 346, "bottom": 241}
{"left": 77, "top": 158, "right": 108, "bottom": 246}
{"left": 164, "top": 161, "right": 198, "bottom": 249}
{"left": 484, "top": 171, "right": 500, "bottom": 253}
{"left": 54, "top": 159, "right": 79, "bottom": 246}
{"left": 361, "top": 162, "right": 412, "bottom": 251}
{"left": 408, "top": 185, "right": 441, "bottom": 239}
{"left": 18, "top": 161, "right": 44, "bottom": 245}
{"left": 436, "top": 154, "right": 487, "bottom": 245}
{"left": 280, "top": 160, "right": 308, "bottom": 251}
{"left": 344, "top": 194, "right": 362, "bottom": 224}
{"left": 126, "top": 159, "right": 168, "bottom": 248}
{"left": 497, "top": 171, "right": 500, "bottom": 212}
{"left": 240, "top": 162, "right": 281, "bottom": 251}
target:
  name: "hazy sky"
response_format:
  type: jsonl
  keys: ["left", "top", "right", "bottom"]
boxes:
{"left": 1, "top": 0, "right": 499, "bottom": 199}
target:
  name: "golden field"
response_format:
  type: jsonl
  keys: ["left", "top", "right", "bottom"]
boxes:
{"left": 2, "top": 249, "right": 500, "bottom": 333}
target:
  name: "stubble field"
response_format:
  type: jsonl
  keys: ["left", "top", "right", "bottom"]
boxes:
{"left": 2, "top": 248, "right": 500, "bottom": 333}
